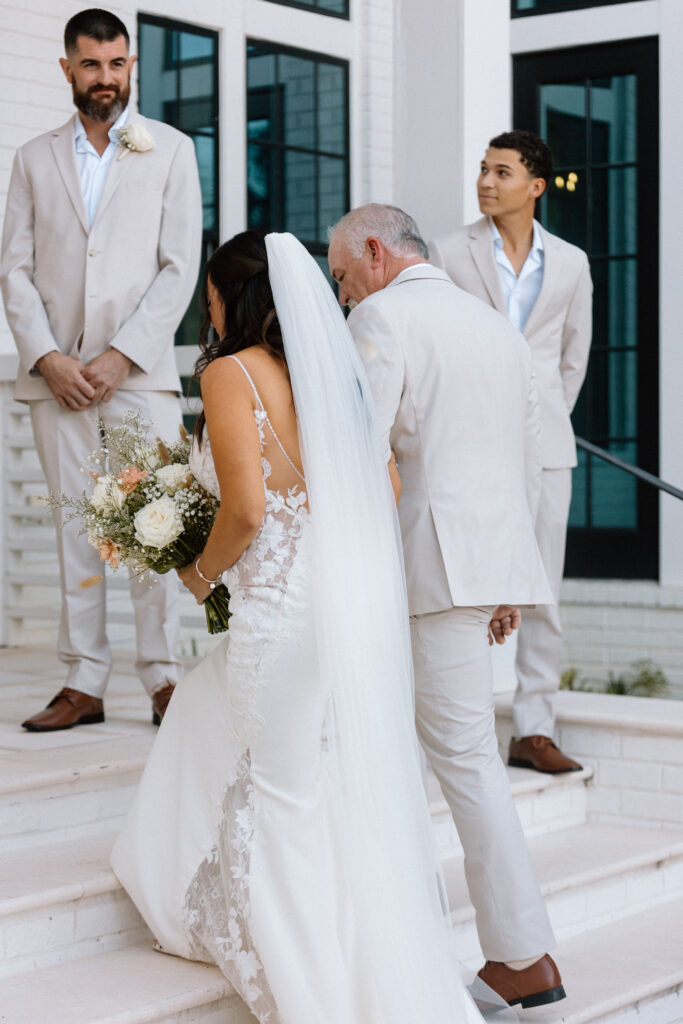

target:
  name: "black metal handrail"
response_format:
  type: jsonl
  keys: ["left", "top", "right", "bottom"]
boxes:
{"left": 576, "top": 437, "right": 683, "bottom": 502}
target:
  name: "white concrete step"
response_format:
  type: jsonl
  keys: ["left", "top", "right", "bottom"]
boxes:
{"left": 0, "top": 833, "right": 149, "bottom": 979}
{"left": 0, "top": 898, "right": 681, "bottom": 1024}
{"left": 4, "top": 812, "right": 682, "bottom": 983}
{"left": 447, "top": 822, "right": 683, "bottom": 964}
{"left": 0, "top": 733, "right": 153, "bottom": 853}
{"left": 512, "top": 898, "right": 683, "bottom": 1024}
{"left": 0, "top": 942, "right": 255, "bottom": 1024}
{"left": 0, "top": 726, "right": 591, "bottom": 855}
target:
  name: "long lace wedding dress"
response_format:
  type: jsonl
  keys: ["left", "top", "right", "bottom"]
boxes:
{"left": 111, "top": 233, "right": 510, "bottom": 1024}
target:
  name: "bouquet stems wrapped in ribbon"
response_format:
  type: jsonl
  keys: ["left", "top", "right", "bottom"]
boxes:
{"left": 48, "top": 411, "right": 230, "bottom": 634}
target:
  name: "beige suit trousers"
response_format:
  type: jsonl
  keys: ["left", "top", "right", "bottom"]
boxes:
{"left": 30, "top": 389, "right": 183, "bottom": 700}
{"left": 514, "top": 468, "right": 573, "bottom": 739}
{"left": 410, "top": 605, "right": 555, "bottom": 961}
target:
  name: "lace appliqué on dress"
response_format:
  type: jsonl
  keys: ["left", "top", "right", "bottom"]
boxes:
{"left": 182, "top": 409, "right": 310, "bottom": 1024}
{"left": 184, "top": 752, "right": 277, "bottom": 1021}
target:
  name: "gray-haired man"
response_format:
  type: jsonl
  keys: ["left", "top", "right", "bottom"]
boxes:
{"left": 328, "top": 203, "right": 566, "bottom": 1009}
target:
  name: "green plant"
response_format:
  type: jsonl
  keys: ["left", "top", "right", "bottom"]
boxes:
{"left": 560, "top": 660, "right": 669, "bottom": 697}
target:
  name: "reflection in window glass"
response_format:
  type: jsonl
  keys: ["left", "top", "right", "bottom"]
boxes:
{"left": 538, "top": 72, "right": 640, "bottom": 531}
{"left": 514, "top": 0, "right": 640, "bottom": 14}
{"left": 247, "top": 41, "right": 349, "bottom": 270}
{"left": 264, "top": 0, "right": 349, "bottom": 17}
{"left": 139, "top": 16, "right": 219, "bottom": 348}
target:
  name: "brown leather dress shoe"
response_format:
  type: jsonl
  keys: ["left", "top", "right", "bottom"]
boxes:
{"left": 21, "top": 688, "right": 104, "bottom": 732}
{"left": 508, "top": 734, "right": 583, "bottom": 774}
{"left": 478, "top": 954, "right": 566, "bottom": 1009}
{"left": 151, "top": 682, "right": 175, "bottom": 726}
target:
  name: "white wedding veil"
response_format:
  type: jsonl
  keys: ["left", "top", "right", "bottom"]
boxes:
{"left": 265, "top": 233, "right": 515, "bottom": 1022}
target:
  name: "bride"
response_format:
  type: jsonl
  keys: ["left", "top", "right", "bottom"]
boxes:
{"left": 111, "top": 230, "right": 512, "bottom": 1023}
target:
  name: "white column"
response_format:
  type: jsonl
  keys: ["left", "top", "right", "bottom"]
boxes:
{"left": 658, "top": 0, "right": 683, "bottom": 586}
{"left": 393, "top": 0, "right": 510, "bottom": 239}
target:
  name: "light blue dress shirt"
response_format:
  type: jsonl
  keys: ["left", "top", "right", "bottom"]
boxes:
{"left": 490, "top": 218, "right": 544, "bottom": 333}
{"left": 73, "top": 106, "right": 129, "bottom": 225}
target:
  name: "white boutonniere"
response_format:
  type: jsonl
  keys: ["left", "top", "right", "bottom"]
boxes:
{"left": 117, "top": 123, "right": 155, "bottom": 161}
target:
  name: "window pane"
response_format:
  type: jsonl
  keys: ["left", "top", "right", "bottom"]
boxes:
{"left": 569, "top": 448, "right": 588, "bottom": 528}
{"left": 194, "top": 135, "right": 217, "bottom": 232}
{"left": 543, "top": 168, "right": 586, "bottom": 249}
{"left": 139, "top": 17, "right": 219, "bottom": 345}
{"left": 284, "top": 150, "right": 316, "bottom": 237}
{"left": 591, "top": 167, "right": 637, "bottom": 256}
{"left": 515, "top": 0, "right": 640, "bottom": 11}
{"left": 590, "top": 443, "right": 638, "bottom": 529}
{"left": 246, "top": 42, "right": 349, "bottom": 249}
{"left": 280, "top": 55, "right": 316, "bottom": 150}
{"left": 264, "top": 0, "right": 349, "bottom": 15}
{"left": 591, "top": 259, "right": 638, "bottom": 350}
{"left": 589, "top": 74, "right": 637, "bottom": 163}
{"left": 318, "top": 63, "right": 346, "bottom": 155}
{"left": 179, "top": 32, "right": 214, "bottom": 63}
{"left": 318, "top": 156, "right": 346, "bottom": 241}
{"left": 540, "top": 83, "right": 587, "bottom": 167}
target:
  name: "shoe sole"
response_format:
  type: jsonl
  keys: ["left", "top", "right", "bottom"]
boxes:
{"left": 510, "top": 985, "right": 567, "bottom": 1009}
{"left": 22, "top": 712, "right": 105, "bottom": 732}
{"left": 508, "top": 757, "right": 582, "bottom": 775}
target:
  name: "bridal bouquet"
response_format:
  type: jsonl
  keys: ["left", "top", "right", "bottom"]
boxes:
{"left": 48, "top": 411, "right": 230, "bottom": 634}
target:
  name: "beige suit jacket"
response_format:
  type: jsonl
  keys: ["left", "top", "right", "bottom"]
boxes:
{"left": 349, "top": 265, "right": 553, "bottom": 615}
{"left": 429, "top": 217, "right": 592, "bottom": 469}
{"left": 0, "top": 113, "right": 202, "bottom": 401}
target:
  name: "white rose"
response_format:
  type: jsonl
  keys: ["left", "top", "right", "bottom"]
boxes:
{"left": 118, "top": 123, "right": 155, "bottom": 153}
{"left": 90, "top": 475, "right": 125, "bottom": 511}
{"left": 156, "top": 463, "right": 193, "bottom": 494}
{"left": 134, "top": 494, "right": 183, "bottom": 549}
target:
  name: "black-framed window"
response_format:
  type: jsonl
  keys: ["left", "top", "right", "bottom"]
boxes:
{"left": 138, "top": 15, "right": 219, "bottom": 347}
{"left": 247, "top": 40, "right": 349, "bottom": 277}
{"left": 263, "top": 0, "right": 349, "bottom": 19}
{"left": 513, "top": 0, "right": 642, "bottom": 16}
{"left": 515, "top": 38, "right": 659, "bottom": 579}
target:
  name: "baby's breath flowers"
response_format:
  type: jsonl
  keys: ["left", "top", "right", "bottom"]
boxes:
{"left": 48, "top": 410, "right": 230, "bottom": 634}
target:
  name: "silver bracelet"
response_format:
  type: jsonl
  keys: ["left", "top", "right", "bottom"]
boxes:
{"left": 194, "top": 556, "right": 223, "bottom": 590}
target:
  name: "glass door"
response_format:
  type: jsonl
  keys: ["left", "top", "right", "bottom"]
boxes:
{"left": 514, "top": 38, "right": 659, "bottom": 579}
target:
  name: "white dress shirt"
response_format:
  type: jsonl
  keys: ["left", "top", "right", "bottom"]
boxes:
{"left": 74, "top": 106, "right": 129, "bottom": 225}
{"left": 490, "top": 218, "right": 544, "bottom": 332}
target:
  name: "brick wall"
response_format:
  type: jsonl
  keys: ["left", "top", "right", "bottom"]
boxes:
{"left": 560, "top": 579, "right": 683, "bottom": 699}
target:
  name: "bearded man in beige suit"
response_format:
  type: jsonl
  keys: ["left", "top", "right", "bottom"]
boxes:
{"left": 430, "top": 131, "right": 593, "bottom": 775}
{"left": 0, "top": 9, "right": 202, "bottom": 731}
{"left": 329, "top": 204, "right": 567, "bottom": 1010}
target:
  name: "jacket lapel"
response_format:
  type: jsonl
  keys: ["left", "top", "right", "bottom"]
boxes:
{"left": 49, "top": 117, "right": 89, "bottom": 235}
{"left": 523, "top": 223, "right": 561, "bottom": 338}
{"left": 467, "top": 217, "right": 507, "bottom": 316}
{"left": 92, "top": 116, "right": 143, "bottom": 226}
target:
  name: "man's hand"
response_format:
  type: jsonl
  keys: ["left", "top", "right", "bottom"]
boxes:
{"left": 36, "top": 351, "right": 96, "bottom": 410}
{"left": 488, "top": 605, "right": 522, "bottom": 646}
{"left": 82, "top": 349, "right": 132, "bottom": 402}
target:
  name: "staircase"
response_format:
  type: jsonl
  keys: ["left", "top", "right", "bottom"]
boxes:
{"left": 0, "top": 648, "right": 682, "bottom": 1023}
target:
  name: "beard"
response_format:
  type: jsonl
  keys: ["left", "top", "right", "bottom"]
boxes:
{"left": 72, "top": 79, "right": 130, "bottom": 123}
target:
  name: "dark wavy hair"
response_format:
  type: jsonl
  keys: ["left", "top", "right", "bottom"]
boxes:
{"left": 488, "top": 130, "right": 553, "bottom": 186}
{"left": 192, "top": 230, "right": 285, "bottom": 442}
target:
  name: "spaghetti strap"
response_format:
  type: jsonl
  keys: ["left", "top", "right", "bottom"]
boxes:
{"left": 228, "top": 354, "right": 306, "bottom": 485}
{"left": 228, "top": 355, "right": 265, "bottom": 411}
